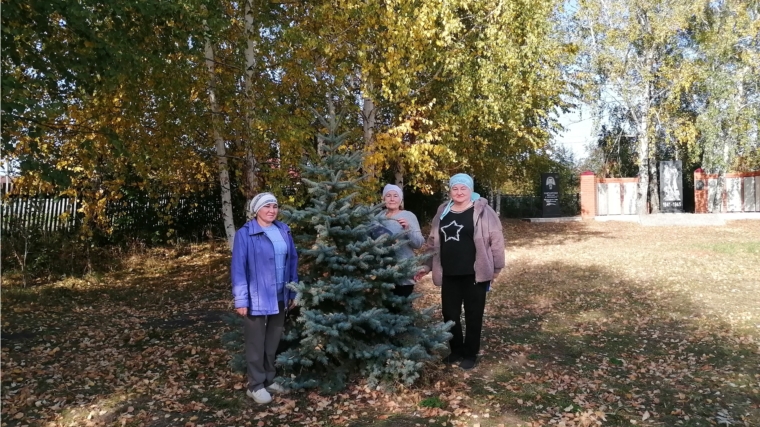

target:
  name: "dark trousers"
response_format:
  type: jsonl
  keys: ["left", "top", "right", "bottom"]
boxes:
{"left": 392, "top": 284, "right": 415, "bottom": 298}
{"left": 243, "top": 301, "right": 286, "bottom": 392}
{"left": 441, "top": 275, "right": 489, "bottom": 359}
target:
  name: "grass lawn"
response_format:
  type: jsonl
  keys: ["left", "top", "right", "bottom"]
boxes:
{"left": 2, "top": 220, "right": 759, "bottom": 427}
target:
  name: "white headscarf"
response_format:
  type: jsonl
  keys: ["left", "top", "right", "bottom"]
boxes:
{"left": 249, "top": 192, "right": 278, "bottom": 215}
{"left": 382, "top": 184, "right": 403, "bottom": 200}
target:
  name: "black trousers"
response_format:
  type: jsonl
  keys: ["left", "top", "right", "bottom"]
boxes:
{"left": 441, "top": 275, "right": 489, "bottom": 359}
{"left": 392, "top": 284, "right": 415, "bottom": 298}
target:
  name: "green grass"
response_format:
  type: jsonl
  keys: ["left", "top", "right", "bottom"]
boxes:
{"left": 419, "top": 396, "right": 446, "bottom": 408}
{"left": 349, "top": 414, "right": 450, "bottom": 427}
{"left": 704, "top": 241, "right": 760, "bottom": 254}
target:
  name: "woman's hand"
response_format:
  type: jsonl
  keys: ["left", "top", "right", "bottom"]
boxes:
{"left": 413, "top": 267, "right": 430, "bottom": 282}
{"left": 288, "top": 299, "right": 296, "bottom": 310}
{"left": 397, "top": 218, "right": 409, "bottom": 229}
{"left": 235, "top": 307, "right": 248, "bottom": 316}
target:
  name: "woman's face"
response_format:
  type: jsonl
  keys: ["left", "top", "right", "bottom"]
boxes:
{"left": 450, "top": 184, "right": 471, "bottom": 205}
{"left": 257, "top": 203, "right": 279, "bottom": 224}
{"left": 383, "top": 190, "right": 401, "bottom": 211}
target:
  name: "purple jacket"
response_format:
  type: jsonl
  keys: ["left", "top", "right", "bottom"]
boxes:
{"left": 231, "top": 220, "right": 298, "bottom": 316}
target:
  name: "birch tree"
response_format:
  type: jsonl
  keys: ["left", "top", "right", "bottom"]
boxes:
{"left": 263, "top": 0, "right": 572, "bottom": 195}
{"left": 203, "top": 20, "right": 237, "bottom": 248}
{"left": 691, "top": 1, "right": 760, "bottom": 180}
{"left": 241, "top": 0, "right": 261, "bottom": 200}
{"left": 573, "top": 0, "right": 708, "bottom": 214}
{"left": 2, "top": 0, "right": 220, "bottom": 228}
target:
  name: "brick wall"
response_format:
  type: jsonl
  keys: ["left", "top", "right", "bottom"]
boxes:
{"left": 580, "top": 171, "right": 596, "bottom": 219}
{"left": 694, "top": 170, "right": 760, "bottom": 213}
{"left": 580, "top": 172, "right": 640, "bottom": 217}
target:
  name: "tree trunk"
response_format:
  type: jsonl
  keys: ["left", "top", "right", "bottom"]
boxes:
{"left": 393, "top": 160, "right": 404, "bottom": 209}
{"left": 715, "top": 141, "right": 734, "bottom": 213}
{"left": 648, "top": 155, "right": 660, "bottom": 214}
{"left": 242, "top": 0, "right": 259, "bottom": 200}
{"left": 393, "top": 161, "right": 404, "bottom": 188}
{"left": 204, "top": 31, "right": 236, "bottom": 249}
{"left": 362, "top": 94, "right": 377, "bottom": 179}
{"left": 495, "top": 192, "right": 501, "bottom": 216}
{"left": 715, "top": 173, "right": 726, "bottom": 213}
{"left": 636, "top": 114, "right": 650, "bottom": 215}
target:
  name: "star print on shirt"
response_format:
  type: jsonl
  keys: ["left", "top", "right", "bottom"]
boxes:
{"left": 440, "top": 220, "right": 464, "bottom": 242}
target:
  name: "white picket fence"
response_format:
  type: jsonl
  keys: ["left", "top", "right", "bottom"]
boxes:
{"left": 1, "top": 197, "right": 80, "bottom": 233}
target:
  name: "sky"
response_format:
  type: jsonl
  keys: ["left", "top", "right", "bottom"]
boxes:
{"left": 554, "top": 106, "right": 596, "bottom": 162}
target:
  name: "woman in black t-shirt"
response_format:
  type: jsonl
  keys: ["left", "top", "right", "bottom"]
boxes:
{"left": 415, "top": 173, "right": 506, "bottom": 370}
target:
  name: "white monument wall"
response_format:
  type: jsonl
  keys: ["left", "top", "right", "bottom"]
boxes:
{"left": 596, "top": 183, "right": 608, "bottom": 215}
{"left": 607, "top": 183, "right": 622, "bottom": 215}
{"left": 744, "top": 177, "right": 757, "bottom": 212}
{"left": 622, "top": 182, "right": 637, "bottom": 214}
{"left": 707, "top": 178, "right": 720, "bottom": 213}
{"left": 726, "top": 178, "right": 742, "bottom": 212}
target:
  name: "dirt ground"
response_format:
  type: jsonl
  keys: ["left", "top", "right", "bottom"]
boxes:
{"left": 2, "top": 219, "right": 759, "bottom": 427}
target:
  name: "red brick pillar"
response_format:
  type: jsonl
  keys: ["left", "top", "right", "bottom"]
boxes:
{"left": 694, "top": 169, "right": 707, "bottom": 213}
{"left": 580, "top": 171, "right": 596, "bottom": 219}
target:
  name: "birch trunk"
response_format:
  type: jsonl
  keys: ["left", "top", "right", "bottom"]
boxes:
{"left": 393, "top": 161, "right": 404, "bottom": 209}
{"left": 362, "top": 95, "right": 377, "bottom": 179}
{"left": 716, "top": 141, "right": 733, "bottom": 213}
{"left": 648, "top": 155, "right": 660, "bottom": 213}
{"left": 636, "top": 113, "right": 650, "bottom": 215}
{"left": 635, "top": 70, "right": 654, "bottom": 215}
{"left": 204, "top": 34, "right": 236, "bottom": 249}
{"left": 393, "top": 161, "right": 404, "bottom": 188}
{"left": 242, "top": 0, "right": 259, "bottom": 200}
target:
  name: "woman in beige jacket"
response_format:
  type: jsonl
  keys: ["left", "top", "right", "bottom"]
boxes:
{"left": 415, "top": 173, "right": 505, "bottom": 370}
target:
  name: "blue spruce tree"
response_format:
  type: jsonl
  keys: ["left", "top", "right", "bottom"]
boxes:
{"left": 276, "top": 111, "right": 451, "bottom": 393}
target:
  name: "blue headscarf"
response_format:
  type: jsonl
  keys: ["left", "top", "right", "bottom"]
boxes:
{"left": 440, "top": 173, "right": 481, "bottom": 219}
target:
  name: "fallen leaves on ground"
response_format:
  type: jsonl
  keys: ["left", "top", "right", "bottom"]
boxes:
{"left": 2, "top": 220, "right": 759, "bottom": 426}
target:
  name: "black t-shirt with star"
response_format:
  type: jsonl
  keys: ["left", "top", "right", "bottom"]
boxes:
{"left": 439, "top": 206, "right": 476, "bottom": 276}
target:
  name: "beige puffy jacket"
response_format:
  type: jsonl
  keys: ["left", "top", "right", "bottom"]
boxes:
{"left": 423, "top": 198, "right": 506, "bottom": 286}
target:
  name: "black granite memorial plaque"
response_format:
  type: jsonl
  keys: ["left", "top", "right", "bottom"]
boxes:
{"left": 659, "top": 161, "right": 683, "bottom": 213}
{"left": 542, "top": 173, "right": 561, "bottom": 217}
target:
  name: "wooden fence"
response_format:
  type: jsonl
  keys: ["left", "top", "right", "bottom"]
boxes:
{"left": 1, "top": 192, "right": 227, "bottom": 240}
{"left": 1, "top": 197, "right": 80, "bottom": 233}
{"left": 104, "top": 194, "right": 224, "bottom": 239}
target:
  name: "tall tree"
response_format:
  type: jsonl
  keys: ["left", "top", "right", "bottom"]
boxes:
{"left": 203, "top": 12, "right": 237, "bottom": 248}
{"left": 280, "top": 0, "right": 573, "bottom": 194}
{"left": 573, "top": 0, "right": 708, "bottom": 214}
{"left": 241, "top": 0, "right": 261, "bottom": 200}
{"left": 2, "top": 0, "right": 221, "bottom": 226}
{"left": 690, "top": 1, "right": 760, "bottom": 177}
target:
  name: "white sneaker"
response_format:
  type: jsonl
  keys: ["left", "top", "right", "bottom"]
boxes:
{"left": 246, "top": 388, "right": 272, "bottom": 404}
{"left": 265, "top": 382, "right": 288, "bottom": 394}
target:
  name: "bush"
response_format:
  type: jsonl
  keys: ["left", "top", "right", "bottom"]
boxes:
{"left": 3, "top": 216, "right": 76, "bottom": 285}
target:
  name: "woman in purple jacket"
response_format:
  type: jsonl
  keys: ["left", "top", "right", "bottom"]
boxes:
{"left": 231, "top": 192, "right": 298, "bottom": 404}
